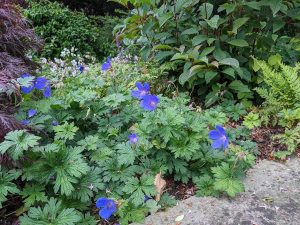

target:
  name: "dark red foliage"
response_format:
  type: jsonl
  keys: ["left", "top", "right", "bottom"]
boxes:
{"left": 0, "top": 1, "right": 41, "bottom": 140}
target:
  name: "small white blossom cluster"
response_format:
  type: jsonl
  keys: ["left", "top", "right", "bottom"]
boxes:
{"left": 39, "top": 48, "right": 95, "bottom": 88}
{"left": 111, "top": 51, "right": 139, "bottom": 64}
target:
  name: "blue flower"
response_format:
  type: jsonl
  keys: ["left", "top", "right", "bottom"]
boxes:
{"left": 79, "top": 65, "right": 84, "bottom": 73}
{"left": 131, "top": 82, "right": 150, "bottom": 100}
{"left": 34, "top": 77, "right": 48, "bottom": 90}
{"left": 209, "top": 125, "right": 229, "bottom": 150}
{"left": 43, "top": 85, "right": 51, "bottom": 98}
{"left": 102, "top": 57, "right": 111, "bottom": 71}
{"left": 21, "top": 119, "right": 30, "bottom": 125}
{"left": 128, "top": 133, "right": 138, "bottom": 144}
{"left": 140, "top": 94, "right": 159, "bottom": 111}
{"left": 96, "top": 197, "right": 117, "bottom": 220}
{"left": 28, "top": 109, "right": 37, "bottom": 118}
{"left": 20, "top": 74, "right": 35, "bottom": 94}
{"left": 52, "top": 121, "right": 59, "bottom": 126}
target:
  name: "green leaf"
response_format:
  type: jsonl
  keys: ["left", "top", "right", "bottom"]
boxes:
{"left": 20, "top": 198, "right": 81, "bottom": 225}
{"left": 232, "top": 17, "right": 249, "bottom": 34}
{"left": 0, "top": 167, "right": 20, "bottom": 207}
{"left": 205, "top": 71, "right": 218, "bottom": 84}
{"left": 20, "top": 184, "right": 48, "bottom": 208}
{"left": 0, "top": 130, "right": 40, "bottom": 161}
{"left": 158, "top": 12, "right": 173, "bottom": 27}
{"left": 273, "top": 20, "right": 285, "bottom": 33}
{"left": 268, "top": 54, "right": 282, "bottom": 66}
{"left": 154, "top": 51, "right": 175, "bottom": 61}
{"left": 192, "top": 35, "right": 208, "bottom": 46}
{"left": 170, "top": 53, "right": 188, "bottom": 61}
{"left": 269, "top": 0, "right": 282, "bottom": 16}
{"left": 200, "top": 46, "right": 215, "bottom": 58}
{"left": 199, "top": 3, "right": 214, "bottom": 18}
{"left": 244, "top": 1, "right": 261, "bottom": 10}
{"left": 123, "top": 174, "right": 156, "bottom": 206}
{"left": 229, "top": 80, "right": 251, "bottom": 93}
{"left": 213, "top": 46, "right": 227, "bottom": 61}
{"left": 205, "top": 15, "right": 219, "bottom": 29}
{"left": 152, "top": 44, "right": 172, "bottom": 51}
{"left": 222, "top": 68, "right": 235, "bottom": 78}
{"left": 182, "top": 28, "right": 198, "bottom": 35}
{"left": 219, "top": 58, "right": 239, "bottom": 68}
{"left": 227, "top": 39, "right": 249, "bottom": 47}
{"left": 212, "top": 162, "right": 245, "bottom": 197}
{"left": 54, "top": 122, "right": 78, "bottom": 141}
{"left": 116, "top": 143, "right": 136, "bottom": 166}
{"left": 218, "top": 3, "right": 236, "bottom": 14}
{"left": 53, "top": 147, "right": 90, "bottom": 196}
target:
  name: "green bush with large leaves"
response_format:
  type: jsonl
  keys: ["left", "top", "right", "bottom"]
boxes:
{"left": 115, "top": 0, "right": 300, "bottom": 106}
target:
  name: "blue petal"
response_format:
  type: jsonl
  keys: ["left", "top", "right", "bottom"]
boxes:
{"left": 209, "top": 130, "right": 221, "bottom": 140}
{"left": 216, "top": 125, "right": 226, "bottom": 135}
{"left": 102, "top": 63, "right": 111, "bottom": 71}
{"left": 34, "top": 77, "right": 48, "bottom": 90}
{"left": 135, "top": 82, "right": 143, "bottom": 90}
{"left": 143, "top": 82, "right": 150, "bottom": 91}
{"left": 211, "top": 139, "right": 223, "bottom": 149}
{"left": 43, "top": 85, "right": 51, "bottom": 98}
{"left": 28, "top": 109, "right": 37, "bottom": 118}
{"left": 223, "top": 137, "right": 229, "bottom": 149}
{"left": 99, "top": 208, "right": 114, "bottom": 220}
{"left": 21, "top": 85, "right": 34, "bottom": 94}
{"left": 96, "top": 197, "right": 109, "bottom": 208}
{"left": 21, "top": 119, "right": 30, "bottom": 125}
{"left": 131, "top": 90, "right": 141, "bottom": 99}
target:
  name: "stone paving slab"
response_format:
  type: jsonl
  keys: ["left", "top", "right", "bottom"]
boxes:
{"left": 133, "top": 158, "right": 300, "bottom": 225}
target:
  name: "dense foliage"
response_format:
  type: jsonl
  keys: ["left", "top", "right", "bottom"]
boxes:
{"left": 24, "top": 0, "right": 122, "bottom": 59}
{"left": 52, "top": 0, "right": 126, "bottom": 16}
{"left": 0, "top": 56, "right": 257, "bottom": 224}
{"left": 0, "top": 0, "right": 299, "bottom": 224}
{"left": 116, "top": 0, "right": 300, "bottom": 106}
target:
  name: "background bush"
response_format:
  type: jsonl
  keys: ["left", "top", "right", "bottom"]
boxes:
{"left": 24, "top": 0, "right": 123, "bottom": 59}
{"left": 50, "top": 0, "right": 126, "bottom": 16}
{"left": 117, "top": 0, "right": 300, "bottom": 107}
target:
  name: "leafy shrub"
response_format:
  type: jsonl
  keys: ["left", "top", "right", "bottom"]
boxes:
{"left": 0, "top": 58, "right": 256, "bottom": 224}
{"left": 24, "top": 0, "right": 122, "bottom": 59}
{"left": 115, "top": 0, "right": 300, "bottom": 106}
{"left": 0, "top": 1, "right": 41, "bottom": 140}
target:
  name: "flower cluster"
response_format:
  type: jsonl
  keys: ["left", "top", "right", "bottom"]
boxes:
{"left": 20, "top": 74, "right": 51, "bottom": 98}
{"left": 131, "top": 82, "right": 159, "bottom": 111}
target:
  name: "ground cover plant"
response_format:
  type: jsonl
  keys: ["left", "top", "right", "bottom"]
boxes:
{"left": 0, "top": 0, "right": 299, "bottom": 224}
{"left": 0, "top": 53, "right": 258, "bottom": 224}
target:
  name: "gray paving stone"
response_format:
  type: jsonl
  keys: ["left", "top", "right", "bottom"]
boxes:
{"left": 133, "top": 158, "right": 300, "bottom": 225}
